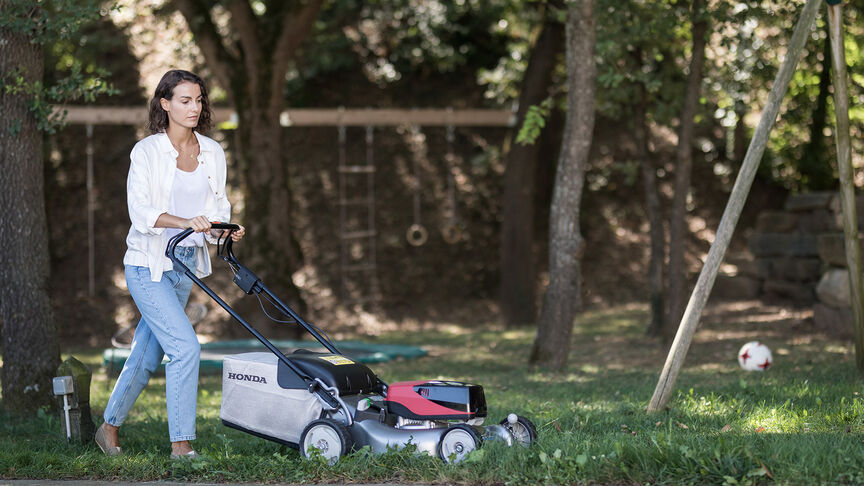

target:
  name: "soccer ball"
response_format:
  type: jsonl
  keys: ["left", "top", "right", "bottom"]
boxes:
{"left": 737, "top": 341, "right": 773, "bottom": 371}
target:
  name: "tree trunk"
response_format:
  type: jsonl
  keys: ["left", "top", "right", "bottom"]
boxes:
{"left": 733, "top": 103, "right": 748, "bottom": 163}
{"left": 239, "top": 109, "right": 308, "bottom": 316}
{"left": 800, "top": 33, "right": 833, "bottom": 190}
{"left": 500, "top": 7, "right": 565, "bottom": 328}
{"left": 175, "top": 1, "right": 324, "bottom": 326}
{"left": 529, "top": 0, "right": 596, "bottom": 370}
{"left": 0, "top": 24, "right": 61, "bottom": 414}
{"left": 666, "top": 0, "right": 708, "bottom": 340}
{"left": 634, "top": 84, "right": 665, "bottom": 336}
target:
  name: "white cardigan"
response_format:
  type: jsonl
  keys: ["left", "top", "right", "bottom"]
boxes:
{"left": 123, "top": 132, "right": 232, "bottom": 282}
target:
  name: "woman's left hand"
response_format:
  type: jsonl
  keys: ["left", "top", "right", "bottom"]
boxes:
{"left": 230, "top": 225, "right": 246, "bottom": 242}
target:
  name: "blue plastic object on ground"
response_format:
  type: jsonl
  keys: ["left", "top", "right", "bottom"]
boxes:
{"left": 102, "top": 339, "right": 427, "bottom": 376}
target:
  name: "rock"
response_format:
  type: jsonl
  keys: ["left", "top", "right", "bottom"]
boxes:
{"left": 713, "top": 274, "right": 762, "bottom": 300}
{"left": 763, "top": 279, "right": 815, "bottom": 303}
{"left": 771, "top": 257, "right": 822, "bottom": 282}
{"left": 748, "top": 233, "right": 819, "bottom": 258}
{"left": 755, "top": 211, "right": 798, "bottom": 233}
{"left": 813, "top": 302, "right": 854, "bottom": 339}
{"left": 55, "top": 356, "right": 96, "bottom": 443}
{"left": 797, "top": 209, "right": 839, "bottom": 233}
{"left": 816, "top": 268, "right": 856, "bottom": 308}
{"left": 828, "top": 193, "right": 864, "bottom": 231}
{"left": 737, "top": 259, "right": 773, "bottom": 280}
{"left": 784, "top": 192, "right": 834, "bottom": 212}
{"left": 817, "top": 233, "right": 864, "bottom": 267}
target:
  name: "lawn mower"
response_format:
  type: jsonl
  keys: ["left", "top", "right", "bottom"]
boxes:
{"left": 167, "top": 223, "right": 537, "bottom": 464}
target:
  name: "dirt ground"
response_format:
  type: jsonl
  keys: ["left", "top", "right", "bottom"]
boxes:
{"left": 571, "top": 298, "right": 851, "bottom": 375}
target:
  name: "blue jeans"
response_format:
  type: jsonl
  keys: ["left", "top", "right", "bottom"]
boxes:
{"left": 104, "top": 246, "right": 201, "bottom": 442}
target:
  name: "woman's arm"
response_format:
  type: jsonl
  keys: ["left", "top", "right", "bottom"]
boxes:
{"left": 127, "top": 145, "right": 167, "bottom": 235}
{"left": 155, "top": 214, "right": 211, "bottom": 232}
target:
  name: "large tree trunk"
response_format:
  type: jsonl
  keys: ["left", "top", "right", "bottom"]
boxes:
{"left": 634, "top": 83, "right": 665, "bottom": 336}
{"left": 175, "top": 0, "right": 324, "bottom": 324}
{"left": 666, "top": 0, "right": 708, "bottom": 340}
{"left": 500, "top": 6, "right": 565, "bottom": 328}
{"left": 238, "top": 106, "right": 307, "bottom": 315}
{"left": 0, "top": 23, "right": 61, "bottom": 413}
{"left": 529, "top": 0, "right": 596, "bottom": 370}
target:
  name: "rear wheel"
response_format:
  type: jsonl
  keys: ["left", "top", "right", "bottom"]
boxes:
{"left": 499, "top": 415, "right": 537, "bottom": 447}
{"left": 437, "top": 424, "right": 481, "bottom": 464}
{"left": 300, "top": 419, "right": 353, "bottom": 464}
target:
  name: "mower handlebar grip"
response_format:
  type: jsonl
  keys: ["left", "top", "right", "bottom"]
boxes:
{"left": 211, "top": 222, "right": 241, "bottom": 231}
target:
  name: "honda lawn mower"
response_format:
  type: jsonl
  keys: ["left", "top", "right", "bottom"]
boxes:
{"left": 167, "top": 223, "right": 537, "bottom": 464}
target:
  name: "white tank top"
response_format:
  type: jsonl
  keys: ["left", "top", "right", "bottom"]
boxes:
{"left": 165, "top": 164, "right": 209, "bottom": 247}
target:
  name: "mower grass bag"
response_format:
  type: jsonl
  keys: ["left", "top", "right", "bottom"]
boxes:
{"left": 220, "top": 352, "right": 323, "bottom": 446}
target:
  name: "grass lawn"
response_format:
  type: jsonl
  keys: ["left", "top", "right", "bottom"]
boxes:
{"left": 2, "top": 300, "right": 864, "bottom": 484}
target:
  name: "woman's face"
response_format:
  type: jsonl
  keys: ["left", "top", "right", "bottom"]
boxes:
{"left": 160, "top": 81, "right": 202, "bottom": 130}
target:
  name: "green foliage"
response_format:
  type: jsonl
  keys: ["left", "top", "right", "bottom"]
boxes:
{"left": 2, "top": 64, "right": 116, "bottom": 135}
{"left": 286, "top": 0, "right": 513, "bottom": 105}
{"left": 0, "top": 0, "right": 117, "bottom": 135}
{"left": 516, "top": 97, "right": 554, "bottom": 145}
{"left": 0, "top": 0, "right": 107, "bottom": 43}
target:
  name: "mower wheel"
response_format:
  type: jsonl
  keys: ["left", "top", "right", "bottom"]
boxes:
{"left": 499, "top": 415, "right": 538, "bottom": 447}
{"left": 437, "top": 424, "right": 481, "bottom": 464}
{"left": 300, "top": 419, "right": 354, "bottom": 464}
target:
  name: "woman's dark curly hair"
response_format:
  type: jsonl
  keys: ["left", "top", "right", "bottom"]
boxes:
{"left": 147, "top": 70, "right": 212, "bottom": 134}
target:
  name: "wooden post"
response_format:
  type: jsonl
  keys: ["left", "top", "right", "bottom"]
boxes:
{"left": 86, "top": 124, "right": 95, "bottom": 297}
{"left": 647, "top": 0, "right": 822, "bottom": 413}
{"left": 826, "top": 1, "right": 864, "bottom": 371}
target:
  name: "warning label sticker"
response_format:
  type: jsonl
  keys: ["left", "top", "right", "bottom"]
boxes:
{"left": 319, "top": 355, "right": 355, "bottom": 366}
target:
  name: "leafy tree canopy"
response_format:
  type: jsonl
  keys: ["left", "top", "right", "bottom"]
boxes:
{"left": 1, "top": 0, "right": 116, "bottom": 134}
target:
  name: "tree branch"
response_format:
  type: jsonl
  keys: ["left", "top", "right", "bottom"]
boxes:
{"left": 269, "top": 0, "right": 325, "bottom": 111}
{"left": 173, "top": 0, "right": 236, "bottom": 101}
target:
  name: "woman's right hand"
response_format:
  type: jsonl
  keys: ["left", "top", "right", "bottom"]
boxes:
{"left": 186, "top": 215, "right": 212, "bottom": 233}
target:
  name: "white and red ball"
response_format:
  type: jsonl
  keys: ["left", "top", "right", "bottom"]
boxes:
{"left": 737, "top": 341, "right": 773, "bottom": 371}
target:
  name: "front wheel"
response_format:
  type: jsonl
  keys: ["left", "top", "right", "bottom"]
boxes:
{"left": 437, "top": 424, "right": 481, "bottom": 464}
{"left": 499, "top": 415, "right": 537, "bottom": 447}
{"left": 300, "top": 419, "right": 353, "bottom": 464}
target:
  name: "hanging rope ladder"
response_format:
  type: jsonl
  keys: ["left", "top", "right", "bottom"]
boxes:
{"left": 337, "top": 124, "right": 381, "bottom": 306}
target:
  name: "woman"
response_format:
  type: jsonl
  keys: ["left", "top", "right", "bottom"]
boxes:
{"left": 95, "top": 70, "right": 245, "bottom": 458}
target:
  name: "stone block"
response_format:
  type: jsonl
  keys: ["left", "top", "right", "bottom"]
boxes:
{"left": 712, "top": 274, "right": 762, "bottom": 300}
{"left": 755, "top": 211, "right": 798, "bottom": 233}
{"left": 814, "top": 268, "right": 864, "bottom": 308}
{"left": 738, "top": 259, "right": 773, "bottom": 280}
{"left": 784, "top": 192, "right": 834, "bottom": 212}
{"left": 748, "top": 233, "right": 819, "bottom": 258}
{"left": 771, "top": 257, "right": 822, "bottom": 282}
{"left": 817, "top": 233, "right": 864, "bottom": 267}
{"left": 762, "top": 279, "right": 815, "bottom": 304}
{"left": 797, "top": 209, "right": 839, "bottom": 233}
{"left": 813, "top": 302, "right": 854, "bottom": 339}
{"left": 828, "top": 193, "right": 864, "bottom": 230}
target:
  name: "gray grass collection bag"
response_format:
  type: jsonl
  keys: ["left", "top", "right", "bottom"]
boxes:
{"left": 220, "top": 352, "right": 323, "bottom": 445}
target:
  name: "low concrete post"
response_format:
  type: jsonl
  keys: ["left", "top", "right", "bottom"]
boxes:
{"left": 54, "top": 357, "right": 96, "bottom": 442}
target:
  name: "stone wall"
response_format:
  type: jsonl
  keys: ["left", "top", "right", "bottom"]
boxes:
{"left": 716, "top": 191, "right": 864, "bottom": 338}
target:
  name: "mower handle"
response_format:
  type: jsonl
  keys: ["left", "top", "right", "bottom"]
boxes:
{"left": 211, "top": 222, "right": 240, "bottom": 231}
{"left": 166, "top": 222, "right": 241, "bottom": 264}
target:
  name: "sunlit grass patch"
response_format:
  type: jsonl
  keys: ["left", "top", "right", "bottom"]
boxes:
{"left": 3, "top": 303, "right": 864, "bottom": 484}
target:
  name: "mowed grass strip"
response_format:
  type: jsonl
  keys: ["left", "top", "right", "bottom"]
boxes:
{"left": 2, "top": 303, "right": 864, "bottom": 484}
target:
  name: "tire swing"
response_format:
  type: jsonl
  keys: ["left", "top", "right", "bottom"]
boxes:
{"left": 440, "top": 124, "right": 463, "bottom": 244}
{"left": 406, "top": 125, "right": 428, "bottom": 247}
